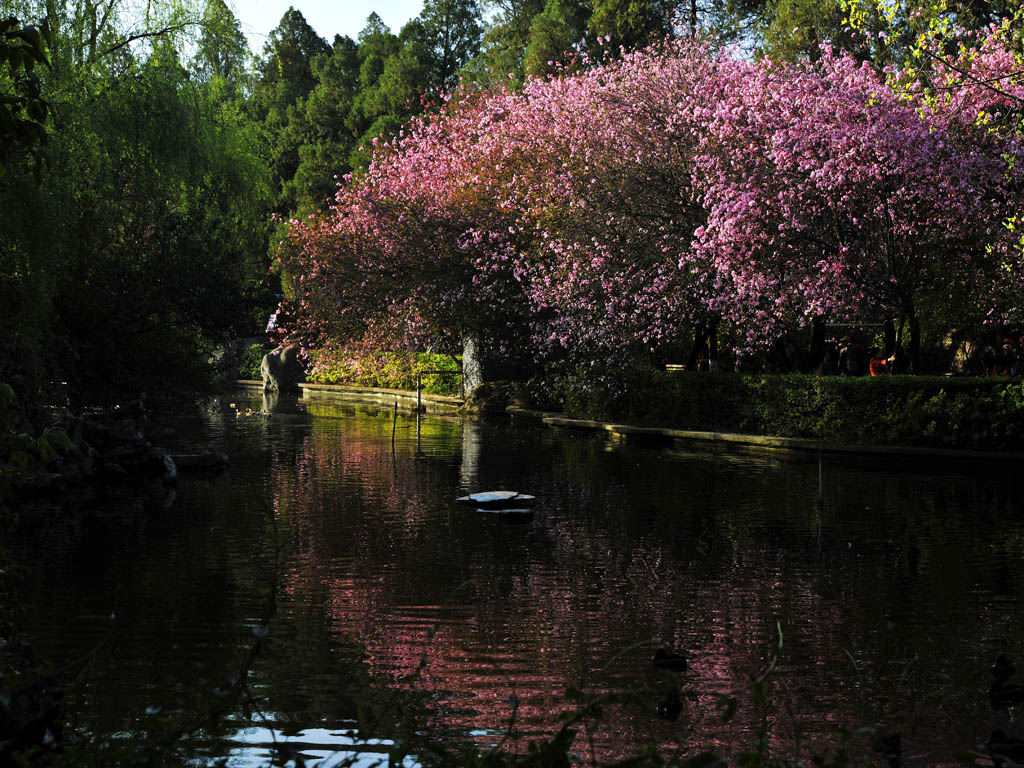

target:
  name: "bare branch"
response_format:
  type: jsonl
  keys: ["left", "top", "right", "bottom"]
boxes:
{"left": 918, "top": 46, "right": 1024, "bottom": 105}
{"left": 926, "top": 68, "right": 1024, "bottom": 94}
{"left": 100, "top": 22, "right": 193, "bottom": 58}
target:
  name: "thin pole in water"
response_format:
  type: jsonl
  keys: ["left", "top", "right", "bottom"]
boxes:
{"left": 392, "top": 400, "right": 398, "bottom": 450}
{"left": 817, "top": 442, "right": 823, "bottom": 550}
{"left": 818, "top": 444, "right": 823, "bottom": 502}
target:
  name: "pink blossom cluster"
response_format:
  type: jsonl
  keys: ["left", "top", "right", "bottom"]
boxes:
{"left": 276, "top": 32, "right": 1023, "bottom": 366}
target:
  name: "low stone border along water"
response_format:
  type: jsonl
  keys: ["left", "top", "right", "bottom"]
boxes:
{"left": 239, "top": 380, "right": 1024, "bottom": 462}
{"left": 237, "top": 380, "right": 464, "bottom": 413}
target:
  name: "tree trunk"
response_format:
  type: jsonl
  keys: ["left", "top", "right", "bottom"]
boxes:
{"left": 808, "top": 317, "right": 825, "bottom": 370}
{"left": 686, "top": 324, "right": 711, "bottom": 371}
{"left": 893, "top": 315, "right": 907, "bottom": 373}
{"left": 462, "top": 334, "right": 484, "bottom": 392}
{"left": 909, "top": 315, "right": 921, "bottom": 374}
{"left": 772, "top": 338, "right": 793, "bottom": 372}
{"left": 883, "top": 319, "right": 896, "bottom": 357}
{"left": 708, "top": 321, "right": 719, "bottom": 372}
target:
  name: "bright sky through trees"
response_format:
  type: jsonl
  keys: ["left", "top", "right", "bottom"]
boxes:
{"left": 232, "top": 0, "right": 423, "bottom": 51}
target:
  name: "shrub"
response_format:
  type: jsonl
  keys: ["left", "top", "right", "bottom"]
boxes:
{"left": 547, "top": 368, "right": 1024, "bottom": 451}
{"left": 308, "top": 348, "right": 463, "bottom": 396}
{"left": 238, "top": 343, "right": 271, "bottom": 380}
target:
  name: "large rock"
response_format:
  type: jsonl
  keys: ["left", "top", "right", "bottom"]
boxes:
{"left": 261, "top": 344, "right": 305, "bottom": 394}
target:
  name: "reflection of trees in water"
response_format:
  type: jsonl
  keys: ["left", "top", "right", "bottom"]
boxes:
{"left": 460, "top": 420, "right": 482, "bottom": 489}
{"left": 265, "top": 413, "right": 1024, "bottom": 763}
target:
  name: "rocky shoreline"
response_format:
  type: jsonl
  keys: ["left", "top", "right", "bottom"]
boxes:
{"left": 19, "top": 403, "right": 229, "bottom": 498}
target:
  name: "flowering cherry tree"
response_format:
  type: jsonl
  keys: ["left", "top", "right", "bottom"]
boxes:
{"left": 693, "top": 46, "right": 1022, "bottom": 367}
{"left": 278, "top": 31, "right": 1022, "bottom": 379}
{"left": 471, "top": 40, "right": 723, "bottom": 365}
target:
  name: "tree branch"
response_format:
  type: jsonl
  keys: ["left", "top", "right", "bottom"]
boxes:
{"left": 100, "top": 22, "right": 192, "bottom": 58}
{"left": 918, "top": 46, "right": 1024, "bottom": 105}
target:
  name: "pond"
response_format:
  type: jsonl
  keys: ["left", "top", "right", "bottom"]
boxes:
{"left": 13, "top": 389, "right": 1024, "bottom": 766}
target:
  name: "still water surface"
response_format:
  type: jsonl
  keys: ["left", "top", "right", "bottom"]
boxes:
{"left": 14, "top": 391, "right": 1024, "bottom": 766}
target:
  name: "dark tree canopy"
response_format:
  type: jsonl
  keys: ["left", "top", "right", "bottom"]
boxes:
{"left": 588, "top": 0, "right": 677, "bottom": 49}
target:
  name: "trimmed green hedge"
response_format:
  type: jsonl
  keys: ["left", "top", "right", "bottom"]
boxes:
{"left": 555, "top": 371, "right": 1024, "bottom": 452}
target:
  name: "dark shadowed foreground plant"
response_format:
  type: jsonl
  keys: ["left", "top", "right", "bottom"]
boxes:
{"left": 0, "top": 380, "right": 69, "bottom": 637}
{"left": 0, "top": 16, "right": 51, "bottom": 180}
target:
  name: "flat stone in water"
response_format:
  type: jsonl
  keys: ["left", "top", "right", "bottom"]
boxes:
{"left": 455, "top": 491, "right": 536, "bottom": 509}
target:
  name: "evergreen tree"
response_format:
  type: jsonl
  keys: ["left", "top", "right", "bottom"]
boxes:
{"left": 346, "top": 14, "right": 403, "bottom": 170}
{"left": 418, "top": 0, "right": 484, "bottom": 90}
{"left": 250, "top": 8, "right": 329, "bottom": 212}
{"left": 251, "top": 7, "right": 329, "bottom": 123}
{"left": 288, "top": 34, "right": 361, "bottom": 211}
{"left": 194, "top": 0, "right": 249, "bottom": 89}
{"left": 381, "top": 20, "right": 431, "bottom": 112}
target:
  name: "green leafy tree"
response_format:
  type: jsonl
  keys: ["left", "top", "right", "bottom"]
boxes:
{"left": 287, "top": 34, "right": 361, "bottom": 211}
{"left": 345, "top": 14, "right": 404, "bottom": 171}
{"left": 194, "top": 0, "right": 250, "bottom": 89}
{"left": 702, "top": 0, "right": 772, "bottom": 43}
{"left": 49, "top": 42, "right": 272, "bottom": 402}
{"left": 523, "top": 0, "right": 588, "bottom": 77}
{"left": 0, "top": 15, "right": 49, "bottom": 178}
{"left": 464, "top": 0, "right": 545, "bottom": 85}
{"left": 759, "top": 0, "right": 865, "bottom": 61}
{"left": 352, "top": 13, "right": 400, "bottom": 108}
{"left": 251, "top": 7, "right": 329, "bottom": 120}
{"left": 839, "top": 0, "right": 1022, "bottom": 66}
{"left": 250, "top": 7, "right": 329, "bottom": 211}
{"left": 588, "top": 0, "right": 676, "bottom": 49}
{"left": 382, "top": 21, "right": 431, "bottom": 111}
{"left": 42, "top": 0, "right": 196, "bottom": 70}
{"left": 417, "top": 0, "right": 484, "bottom": 90}
{"left": 1, "top": 0, "right": 275, "bottom": 403}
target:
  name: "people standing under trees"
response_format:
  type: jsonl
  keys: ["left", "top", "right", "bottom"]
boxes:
{"left": 838, "top": 337, "right": 868, "bottom": 376}
{"left": 992, "top": 338, "right": 1020, "bottom": 376}
{"left": 1007, "top": 339, "right": 1020, "bottom": 376}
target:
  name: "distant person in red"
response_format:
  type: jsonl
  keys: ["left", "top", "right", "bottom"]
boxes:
{"left": 868, "top": 347, "right": 890, "bottom": 376}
